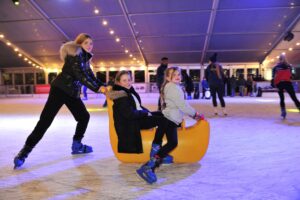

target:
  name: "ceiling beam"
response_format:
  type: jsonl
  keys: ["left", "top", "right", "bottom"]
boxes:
{"left": 118, "top": 0, "right": 148, "bottom": 65}
{"left": 200, "top": 0, "right": 219, "bottom": 65}
{"left": 260, "top": 13, "right": 300, "bottom": 63}
{"left": 27, "top": 0, "right": 70, "bottom": 41}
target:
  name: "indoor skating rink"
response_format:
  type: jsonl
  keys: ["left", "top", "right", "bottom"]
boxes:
{"left": 0, "top": 93, "right": 299, "bottom": 200}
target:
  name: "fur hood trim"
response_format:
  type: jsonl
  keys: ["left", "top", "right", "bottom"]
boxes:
{"left": 60, "top": 41, "right": 83, "bottom": 61}
{"left": 107, "top": 90, "right": 128, "bottom": 100}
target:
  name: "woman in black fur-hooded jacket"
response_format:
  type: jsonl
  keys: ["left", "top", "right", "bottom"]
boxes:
{"left": 13, "top": 33, "right": 105, "bottom": 169}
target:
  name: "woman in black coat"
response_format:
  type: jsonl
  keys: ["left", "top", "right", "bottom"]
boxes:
{"left": 14, "top": 33, "right": 106, "bottom": 169}
{"left": 107, "top": 71, "right": 167, "bottom": 153}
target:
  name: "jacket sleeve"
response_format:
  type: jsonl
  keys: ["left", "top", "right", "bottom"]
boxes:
{"left": 167, "top": 84, "right": 196, "bottom": 116}
{"left": 71, "top": 56, "right": 102, "bottom": 92}
{"left": 114, "top": 97, "right": 148, "bottom": 120}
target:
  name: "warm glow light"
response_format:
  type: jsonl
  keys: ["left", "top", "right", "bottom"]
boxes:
{"left": 18, "top": 53, "right": 22, "bottom": 57}
{"left": 296, "top": 42, "right": 300, "bottom": 46}
{"left": 281, "top": 52, "right": 286, "bottom": 55}
{"left": 129, "top": 54, "right": 133, "bottom": 57}
{"left": 94, "top": 9, "right": 99, "bottom": 14}
{"left": 276, "top": 56, "right": 279, "bottom": 59}
{"left": 288, "top": 48, "right": 293, "bottom": 51}
{"left": 133, "top": 57, "right": 136, "bottom": 60}
{"left": 125, "top": 49, "right": 129, "bottom": 53}
{"left": 6, "top": 42, "right": 11, "bottom": 46}
{"left": 28, "top": 61, "right": 32, "bottom": 64}
{"left": 102, "top": 20, "right": 108, "bottom": 26}
{"left": 14, "top": 48, "right": 18, "bottom": 51}
{"left": 24, "top": 58, "right": 28, "bottom": 61}
{"left": 109, "top": 30, "right": 114, "bottom": 35}
{"left": 0, "top": 34, "right": 4, "bottom": 38}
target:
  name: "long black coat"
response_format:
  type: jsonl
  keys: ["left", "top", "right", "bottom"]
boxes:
{"left": 108, "top": 84, "right": 149, "bottom": 153}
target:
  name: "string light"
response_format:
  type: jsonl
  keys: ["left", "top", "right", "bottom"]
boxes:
{"left": 102, "top": 20, "right": 108, "bottom": 26}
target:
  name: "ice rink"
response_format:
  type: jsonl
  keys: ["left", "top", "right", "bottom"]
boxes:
{"left": 0, "top": 93, "right": 300, "bottom": 200}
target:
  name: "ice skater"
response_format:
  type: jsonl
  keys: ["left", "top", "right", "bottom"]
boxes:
{"left": 14, "top": 33, "right": 106, "bottom": 169}
{"left": 136, "top": 67, "right": 204, "bottom": 184}
{"left": 272, "top": 54, "right": 300, "bottom": 119}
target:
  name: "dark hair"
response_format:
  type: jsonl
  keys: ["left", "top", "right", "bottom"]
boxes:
{"left": 209, "top": 53, "right": 217, "bottom": 63}
{"left": 161, "top": 57, "right": 168, "bottom": 61}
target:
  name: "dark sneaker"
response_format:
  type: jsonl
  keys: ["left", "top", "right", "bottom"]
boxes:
{"left": 72, "top": 140, "right": 93, "bottom": 154}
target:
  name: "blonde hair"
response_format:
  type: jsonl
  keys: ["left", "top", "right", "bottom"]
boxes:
{"left": 279, "top": 54, "right": 288, "bottom": 65}
{"left": 115, "top": 70, "right": 132, "bottom": 83}
{"left": 160, "top": 67, "right": 181, "bottom": 110}
{"left": 74, "top": 33, "right": 92, "bottom": 45}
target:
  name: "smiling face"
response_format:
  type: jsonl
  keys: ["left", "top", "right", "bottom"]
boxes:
{"left": 117, "top": 73, "right": 132, "bottom": 89}
{"left": 166, "top": 69, "right": 181, "bottom": 84}
{"left": 81, "top": 38, "right": 93, "bottom": 53}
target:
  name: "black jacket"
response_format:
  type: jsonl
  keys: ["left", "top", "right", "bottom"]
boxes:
{"left": 205, "top": 63, "right": 224, "bottom": 87}
{"left": 156, "top": 64, "right": 168, "bottom": 89}
{"left": 107, "top": 84, "right": 149, "bottom": 153}
{"left": 51, "top": 41, "right": 103, "bottom": 98}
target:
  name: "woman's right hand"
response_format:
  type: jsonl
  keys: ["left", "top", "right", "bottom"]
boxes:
{"left": 99, "top": 86, "right": 107, "bottom": 94}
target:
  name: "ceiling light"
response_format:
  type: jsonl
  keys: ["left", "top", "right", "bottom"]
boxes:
{"left": 102, "top": 20, "right": 108, "bottom": 26}
{"left": 296, "top": 42, "right": 300, "bottom": 46}
{"left": 24, "top": 58, "right": 28, "bottom": 61}
{"left": 115, "top": 37, "right": 120, "bottom": 42}
{"left": 0, "top": 34, "right": 4, "bottom": 38}
{"left": 288, "top": 48, "right": 293, "bottom": 51}
{"left": 125, "top": 49, "right": 129, "bottom": 53}
{"left": 14, "top": 48, "right": 18, "bottom": 51}
{"left": 6, "top": 42, "right": 11, "bottom": 46}
{"left": 281, "top": 52, "right": 286, "bottom": 55}
{"left": 129, "top": 54, "right": 133, "bottom": 57}
{"left": 12, "top": 0, "right": 19, "bottom": 6}
{"left": 18, "top": 53, "right": 22, "bottom": 57}
{"left": 109, "top": 30, "right": 114, "bottom": 35}
{"left": 94, "top": 8, "right": 99, "bottom": 14}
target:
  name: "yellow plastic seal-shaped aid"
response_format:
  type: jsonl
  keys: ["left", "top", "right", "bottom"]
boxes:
{"left": 107, "top": 97, "right": 210, "bottom": 163}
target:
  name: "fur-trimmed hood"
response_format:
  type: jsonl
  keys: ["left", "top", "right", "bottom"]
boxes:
{"left": 59, "top": 41, "right": 92, "bottom": 61}
{"left": 107, "top": 90, "right": 128, "bottom": 100}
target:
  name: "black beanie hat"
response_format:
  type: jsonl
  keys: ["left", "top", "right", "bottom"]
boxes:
{"left": 209, "top": 53, "right": 217, "bottom": 63}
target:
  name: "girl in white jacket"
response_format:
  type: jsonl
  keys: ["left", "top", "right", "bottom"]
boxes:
{"left": 137, "top": 66, "right": 204, "bottom": 184}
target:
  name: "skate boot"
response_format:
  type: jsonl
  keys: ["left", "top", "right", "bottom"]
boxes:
{"left": 281, "top": 108, "right": 287, "bottom": 119}
{"left": 136, "top": 156, "right": 161, "bottom": 184}
{"left": 222, "top": 108, "right": 228, "bottom": 116}
{"left": 150, "top": 143, "right": 173, "bottom": 164}
{"left": 14, "top": 145, "right": 33, "bottom": 169}
{"left": 71, "top": 140, "right": 93, "bottom": 154}
{"left": 214, "top": 107, "right": 218, "bottom": 116}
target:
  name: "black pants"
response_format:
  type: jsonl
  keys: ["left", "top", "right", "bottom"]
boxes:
{"left": 277, "top": 81, "right": 300, "bottom": 110}
{"left": 210, "top": 85, "right": 226, "bottom": 107}
{"left": 157, "top": 86, "right": 161, "bottom": 111}
{"left": 25, "top": 87, "right": 90, "bottom": 148}
{"left": 152, "top": 118, "right": 178, "bottom": 158}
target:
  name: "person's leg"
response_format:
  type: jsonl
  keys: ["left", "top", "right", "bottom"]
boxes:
{"left": 202, "top": 88, "right": 205, "bottom": 98}
{"left": 157, "top": 86, "right": 161, "bottom": 111}
{"left": 14, "top": 87, "right": 65, "bottom": 169}
{"left": 156, "top": 120, "right": 178, "bottom": 158}
{"left": 65, "top": 97, "right": 92, "bottom": 154}
{"left": 277, "top": 84, "right": 286, "bottom": 118}
{"left": 284, "top": 82, "right": 300, "bottom": 109}
{"left": 25, "top": 87, "right": 65, "bottom": 147}
{"left": 217, "top": 86, "right": 226, "bottom": 108}
{"left": 210, "top": 86, "right": 218, "bottom": 114}
{"left": 136, "top": 120, "right": 177, "bottom": 184}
